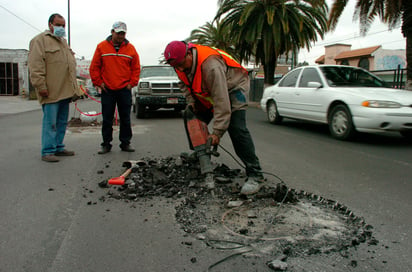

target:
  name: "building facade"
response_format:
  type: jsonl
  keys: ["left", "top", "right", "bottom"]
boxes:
{"left": 315, "top": 44, "right": 406, "bottom": 87}
{"left": 0, "top": 49, "right": 29, "bottom": 96}
{"left": 315, "top": 43, "right": 406, "bottom": 71}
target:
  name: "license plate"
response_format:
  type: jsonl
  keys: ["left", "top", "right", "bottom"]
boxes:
{"left": 167, "top": 98, "right": 178, "bottom": 104}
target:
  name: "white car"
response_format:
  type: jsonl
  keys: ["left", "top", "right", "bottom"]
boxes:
{"left": 260, "top": 65, "right": 412, "bottom": 140}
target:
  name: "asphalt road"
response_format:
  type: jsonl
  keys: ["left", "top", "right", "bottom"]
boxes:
{"left": 0, "top": 98, "right": 411, "bottom": 271}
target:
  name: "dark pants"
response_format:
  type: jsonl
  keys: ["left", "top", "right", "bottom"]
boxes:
{"left": 100, "top": 88, "right": 132, "bottom": 148}
{"left": 188, "top": 108, "right": 263, "bottom": 178}
{"left": 227, "top": 110, "right": 263, "bottom": 178}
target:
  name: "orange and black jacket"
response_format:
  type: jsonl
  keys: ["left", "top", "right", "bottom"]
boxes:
{"left": 175, "top": 44, "right": 246, "bottom": 110}
{"left": 90, "top": 36, "right": 140, "bottom": 90}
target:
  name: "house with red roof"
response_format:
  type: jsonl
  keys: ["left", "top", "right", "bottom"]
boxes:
{"left": 315, "top": 43, "right": 406, "bottom": 71}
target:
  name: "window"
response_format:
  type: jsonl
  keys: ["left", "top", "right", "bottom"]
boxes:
{"left": 358, "top": 58, "right": 370, "bottom": 70}
{"left": 278, "top": 69, "right": 301, "bottom": 87}
{"left": 0, "top": 62, "right": 19, "bottom": 95}
{"left": 299, "top": 68, "right": 321, "bottom": 87}
{"left": 320, "top": 66, "right": 386, "bottom": 87}
{"left": 341, "top": 60, "right": 349, "bottom": 65}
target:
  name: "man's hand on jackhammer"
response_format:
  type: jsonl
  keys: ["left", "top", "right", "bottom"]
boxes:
{"left": 186, "top": 103, "right": 198, "bottom": 113}
{"left": 208, "top": 134, "right": 220, "bottom": 146}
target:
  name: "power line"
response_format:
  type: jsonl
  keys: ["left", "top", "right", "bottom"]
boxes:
{"left": 314, "top": 27, "right": 403, "bottom": 47}
{"left": 0, "top": 4, "right": 42, "bottom": 32}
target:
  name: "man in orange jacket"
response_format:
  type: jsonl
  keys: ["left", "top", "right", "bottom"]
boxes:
{"left": 164, "top": 41, "right": 265, "bottom": 195}
{"left": 90, "top": 21, "right": 140, "bottom": 154}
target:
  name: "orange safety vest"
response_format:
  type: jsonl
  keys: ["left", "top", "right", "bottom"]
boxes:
{"left": 175, "top": 45, "right": 246, "bottom": 110}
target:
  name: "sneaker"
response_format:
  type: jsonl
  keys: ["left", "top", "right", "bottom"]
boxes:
{"left": 55, "top": 149, "right": 75, "bottom": 156}
{"left": 120, "top": 145, "right": 135, "bottom": 152}
{"left": 240, "top": 177, "right": 264, "bottom": 195}
{"left": 98, "top": 146, "right": 111, "bottom": 154}
{"left": 42, "top": 155, "right": 60, "bottom": 162}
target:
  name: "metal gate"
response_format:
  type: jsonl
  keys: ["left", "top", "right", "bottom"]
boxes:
{"left": 0, "top": 62, "right": 19, "bottom": 96}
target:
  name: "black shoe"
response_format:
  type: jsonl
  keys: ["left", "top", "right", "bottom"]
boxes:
{"left": 98, "top": 146, "right": 111, "bottom": 154}
{"left": 120, "top": 145, "right": 135, "bottom": 152}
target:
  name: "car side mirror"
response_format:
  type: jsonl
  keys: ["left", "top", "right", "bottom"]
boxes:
{"left": 307, "top": 82, "right": 322, "bottom": 88}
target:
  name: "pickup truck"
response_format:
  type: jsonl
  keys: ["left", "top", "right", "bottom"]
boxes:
{"left": 132, "top": 65, "right": 186, "bottom": 118}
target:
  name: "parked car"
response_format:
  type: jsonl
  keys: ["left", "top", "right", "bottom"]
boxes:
{"left": 86, "top": 86, "right": 101, "bottom": 97}
{"left": 260, "top": 65, "right": 412, "bottom": 140}
{"left": 132, "top": 65, "right": 186, "bottom": 118}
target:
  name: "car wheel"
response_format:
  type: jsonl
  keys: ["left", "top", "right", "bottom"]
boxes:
{"left": 136, "top": 103, "right": 145, "bottom": 119}
{"left": 400, "top": 130, "right": 412, "bottom": 139}
{"left": 328, "top": 104, "right": 356, "bottom": 140}
{"left": 267, "top": 100, "right": 282, "bottom": 124}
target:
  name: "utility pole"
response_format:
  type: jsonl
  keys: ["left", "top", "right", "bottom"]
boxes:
{"left": 67, "top": 0, "right": 71, "bottom": 46}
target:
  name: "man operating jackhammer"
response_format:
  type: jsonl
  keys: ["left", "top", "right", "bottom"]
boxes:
{"left": 163, "top": 41, "right": 265, "bottom": 195}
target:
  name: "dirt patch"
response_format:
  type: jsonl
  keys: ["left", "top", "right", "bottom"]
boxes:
{"left": 97, "top": 155, "right": 379, "bottom": 270}
{"left": 68, "top": 117, "right": 101, "bottom": 127}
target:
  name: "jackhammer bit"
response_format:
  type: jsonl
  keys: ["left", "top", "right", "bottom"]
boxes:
{"left": 183, "top": 106, "right": 218, "bottom": 189}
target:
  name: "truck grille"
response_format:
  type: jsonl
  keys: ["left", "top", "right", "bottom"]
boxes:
{"left": 152, "top": 83, "right": 182, "bottom": 94}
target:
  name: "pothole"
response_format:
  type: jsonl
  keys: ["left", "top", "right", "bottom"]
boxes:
{"left": 96, "top": 155, "right": 378, "bottom": 269}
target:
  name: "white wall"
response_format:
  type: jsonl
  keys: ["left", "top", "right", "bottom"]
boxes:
{"left": 373, "top": 48, "right": 406, "bottom": 70}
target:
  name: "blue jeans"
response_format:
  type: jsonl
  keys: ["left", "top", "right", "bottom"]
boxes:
{"left": 41, "top": 98, "right": 71, "bottom": 156}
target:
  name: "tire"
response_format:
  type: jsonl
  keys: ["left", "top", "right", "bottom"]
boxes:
{"left": 267, "top": 100, "right": 283, "bottom": 124}
{"left": 400, "top": 130, "right": 412, "bottom": 139}
{"left": 136, "top": 103, "right": 145, "bottom": 119}
{"left": 328, "top": 104, "right": 356, "bottom": 140}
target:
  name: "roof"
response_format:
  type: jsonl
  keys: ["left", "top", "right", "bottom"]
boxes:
{"left": 315, "top": 55, "right": 325, "bottom": 64}
{"left": 334, "top": 45, "right": 381, "bottom": 60}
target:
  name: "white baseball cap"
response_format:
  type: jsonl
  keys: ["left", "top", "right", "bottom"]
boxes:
{"left": 112, "top": 21, "right": 127, "bottom": 33}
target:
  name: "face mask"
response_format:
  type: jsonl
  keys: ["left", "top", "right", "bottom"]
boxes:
{"left": 53, "top": 26, "right": 66, "bottom": 37}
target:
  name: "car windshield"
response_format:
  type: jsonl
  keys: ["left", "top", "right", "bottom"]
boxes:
{"left": 140, "top": 66, "right": 177, "bottom": 78}
{"left": 320, "top": 66, "right": 388, "bottom": 88}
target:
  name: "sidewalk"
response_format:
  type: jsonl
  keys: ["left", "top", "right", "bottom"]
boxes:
{"left": 0, "top": 95, "right": 260, "bottom": 116}
{"left": 0, "top": 96, "right": 40, "bottom": 115}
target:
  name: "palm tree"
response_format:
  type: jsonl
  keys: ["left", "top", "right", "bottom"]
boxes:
{"left": 215, "top": 0, "right": 329, "bottom": 85}
{"left": 187, "top": 20, "right": 240, "bottom": 60}
{"left": 328, "top": 0, "right": 412, "bottom": 90}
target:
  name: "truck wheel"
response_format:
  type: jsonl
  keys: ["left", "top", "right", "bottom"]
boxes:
{"left": 136, "top": 103, "right": 145, "bottom": 119}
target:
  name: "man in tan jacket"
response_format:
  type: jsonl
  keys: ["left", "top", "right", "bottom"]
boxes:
{"left": 28, "top": 13, "right": 78, "bottom": 162}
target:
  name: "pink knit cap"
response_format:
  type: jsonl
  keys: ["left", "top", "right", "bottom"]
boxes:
{"left": 164, "top": 41, "right": 188, "bottom": 66}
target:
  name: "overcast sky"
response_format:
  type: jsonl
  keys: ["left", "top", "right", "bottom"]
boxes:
{"left": 0, "top": 0, "right": 406, "bottom": 65}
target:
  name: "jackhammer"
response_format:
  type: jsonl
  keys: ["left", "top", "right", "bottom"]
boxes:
{"left": 183, "top": 106, "right": 219, "bottom": 188}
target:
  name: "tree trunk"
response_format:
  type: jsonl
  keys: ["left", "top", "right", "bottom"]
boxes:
{"left": 406, "top": 35, "right": 412, "bottom": 90}
{"left": 402, "top": 0, "right": 412, "bottom": 90}
{"left": 263, "top": 56, "right": 277, "bottom": 86}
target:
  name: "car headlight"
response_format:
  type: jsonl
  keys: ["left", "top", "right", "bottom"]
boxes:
{"left": 361, "top": 100, "right": 401, "bottom": 108}
{"left": 139, "top": 82, "right": 149, "bottom": 89}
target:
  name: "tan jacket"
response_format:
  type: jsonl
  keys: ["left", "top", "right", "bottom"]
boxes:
{"left": 28, "top": 30, "right": 78, "bottom": 104}
{"left": 183, "top": 49, "right": 249, "bottom": 137}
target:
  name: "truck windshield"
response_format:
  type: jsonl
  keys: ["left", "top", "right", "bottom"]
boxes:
{"left": 140, "top": 66, "right": 177, "bottom": 78}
